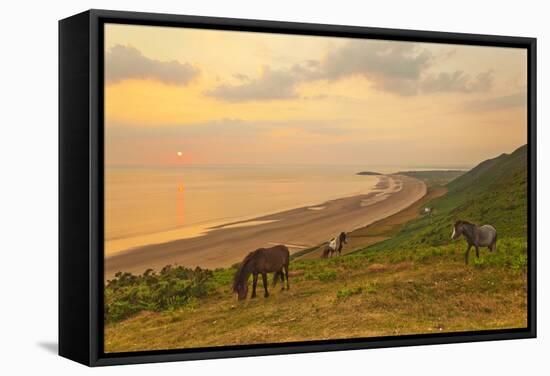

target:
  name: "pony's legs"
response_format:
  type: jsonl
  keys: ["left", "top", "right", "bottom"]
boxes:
{"left": 251, "top": 273, "right": 258, "bottom": 298}
{"left": 284, "top": 264, "right": 290, "bottom": 290}
{"left": 261, "top": 272, "right": 269, "bottom": 297}
{"left": 271, "top": 268, "right": 283, "bottom": 287}
{"left": 272, "top": 269, "right": 284, "bottom": 289}
{"left": 475, "top": 246, "right": 480, "bottom": 259}
{"left": 464, "top": 244, "right": 472, "bottom": 265}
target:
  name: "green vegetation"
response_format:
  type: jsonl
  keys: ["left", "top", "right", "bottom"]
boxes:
{"left": 368, "top": 145, "right": 527, "bottom": 251}
{"left": 398, "top": 170, "right": 465, "bottom": 186}
{"left": 105, "top": 240, "right": 527, "bottom": 352}
{"left": 105, "top": 145, "right": 528, "bottom": 351}
{"left": 105, "top": 265, "right": 236, "bottom": 323}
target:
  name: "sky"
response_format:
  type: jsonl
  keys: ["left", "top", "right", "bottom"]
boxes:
{"left": 104, "top": 23, "right": 527, "bottom": 168}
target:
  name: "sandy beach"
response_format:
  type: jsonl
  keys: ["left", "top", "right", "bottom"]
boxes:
{"left": 105, "top": 174, "right": 426, "bottom": 278}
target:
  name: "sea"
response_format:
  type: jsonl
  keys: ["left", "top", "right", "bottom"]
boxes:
{"left": 105, "top": 164, "right": 437, "bottom": 255}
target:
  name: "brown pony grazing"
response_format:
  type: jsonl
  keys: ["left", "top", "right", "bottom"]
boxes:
{"left": 233, "top": 245, "right": 290, "bottom": 300}
{"left": 451, "top": 220, "right": 497, "bottom": 265}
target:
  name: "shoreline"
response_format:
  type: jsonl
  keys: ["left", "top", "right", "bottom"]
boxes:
{"left": 105, "top": 174, "right": 427, "bottom": 279}
{"left": 105, "top": 174, "right": 383, "bottom": 256}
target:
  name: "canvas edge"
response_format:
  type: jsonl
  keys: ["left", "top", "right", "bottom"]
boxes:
{"left": 58, "top": 10, "right": 93, "bottom": 366}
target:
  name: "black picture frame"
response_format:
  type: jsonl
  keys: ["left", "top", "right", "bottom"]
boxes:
{"left": 59, "top": 9, "right": 537, "bottom": 367}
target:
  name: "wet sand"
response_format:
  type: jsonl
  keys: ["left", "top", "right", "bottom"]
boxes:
{"left": 105, "top": 175, "right": 426, "bottom": 278}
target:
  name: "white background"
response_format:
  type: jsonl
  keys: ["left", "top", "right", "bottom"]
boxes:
{"left": 0, "top": 0, "right": 547, "bottom": 374}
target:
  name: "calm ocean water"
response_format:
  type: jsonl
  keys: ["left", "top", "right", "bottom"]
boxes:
{"left": 105, "top": 164, "right": 431, "bottom": 255}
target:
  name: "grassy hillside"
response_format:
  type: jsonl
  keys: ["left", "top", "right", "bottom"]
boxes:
{"left": 105, "top": 146, "right": 528, "bottom": 352}
{"left": 367, "top": 145, "right": 527, "bottom": 251}
{"left": 105, "top": 242, "right": 526, "bottom": 352}
{"left": 398, "top": 170, "right": 465, "bottom": 186}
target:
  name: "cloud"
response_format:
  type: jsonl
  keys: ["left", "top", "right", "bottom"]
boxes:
{"left": 208, "top": 40, "right": 494, "bottom": 101}
{"left": 264, "top": 118, "right": 356, "bottom": 136}
{"left": 177, "top": 118, "right": 269, "bottom": 137}
{"left": 107, "top": 118, "right": 263, "bottom": 140}
{"left": 321, "top": 40, "right": 438, "bottom": 96}
{"left": 105, "top": 45, "right": 199, "bottom": 85}
{"left": 322, "top": 40, "right": 432, "bottom": 81}
{"left": 107, "top": 117, "right": 355, "bottom": 143}
{"left": 207, "top": 63, "right": 322, "bottom": 101}
{"left": 421, "top": 70, "right": 494, "bottom": 93}
{"left": 208, "top": 40, "right": 431, "bottom": 100}
{"left": 207, "top": 67, "right": 299, "bottom": 101}
{"left": 463, "top": 92, "right": 526, "bottom": 111}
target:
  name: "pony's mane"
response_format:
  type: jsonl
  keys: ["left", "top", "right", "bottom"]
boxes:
{"left": 456, "top": 219, "right": 475, "bottom": 226}
{"left": 232, "top": 249, "right": 261, "bottom": 292}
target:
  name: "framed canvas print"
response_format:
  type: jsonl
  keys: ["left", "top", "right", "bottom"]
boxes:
{"left": 59, "top": 9, "right": 536, "bottom": 366}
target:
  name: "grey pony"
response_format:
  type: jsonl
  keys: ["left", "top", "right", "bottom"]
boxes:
{"left": 451, "top": 220, "right": 497, "bottom": 264}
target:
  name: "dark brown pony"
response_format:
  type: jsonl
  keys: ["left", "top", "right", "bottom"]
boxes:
{"left": 233, "top": 245, "right": 290, "bottom": 300}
